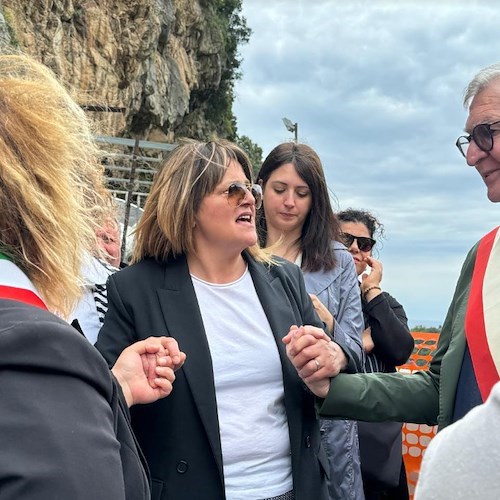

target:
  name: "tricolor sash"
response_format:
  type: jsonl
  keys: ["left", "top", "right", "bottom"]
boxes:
{"left": 0, "top": 253, "right": 47, "bottom": 310}
{"left": 465, "top": 226, "right": 500, "bottom": 401}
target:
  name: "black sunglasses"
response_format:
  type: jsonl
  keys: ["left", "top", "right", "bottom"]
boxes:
{"left": 224, "top": 182, "right": 263, "bottom": 209}
{"left": 340, "top": 232, "right": 376, "bottom": 252}
{"left": 456, "top": 120, "right": 500, "bottom": 158}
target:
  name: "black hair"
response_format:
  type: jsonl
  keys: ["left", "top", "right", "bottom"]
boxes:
{"left": 337, "top": 208, "right": 384, "bottom": 240}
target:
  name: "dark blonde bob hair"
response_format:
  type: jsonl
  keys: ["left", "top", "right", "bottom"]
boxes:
{"left": 133, "top": 139, "right": 270, "bottom": 263}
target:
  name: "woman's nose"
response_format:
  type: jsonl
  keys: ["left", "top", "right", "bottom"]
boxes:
{"left": 240, "top": 189, "right": 255, "bottom": 207}
{"left": 283, "top": 192, "right": 295, "bottom": 206}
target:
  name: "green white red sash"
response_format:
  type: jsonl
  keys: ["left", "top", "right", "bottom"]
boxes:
{"left": 0, "top": 253, "right": 47, "bottom": 310}
{"left": 465, "top": 226, "right": 500, "bottom": 401}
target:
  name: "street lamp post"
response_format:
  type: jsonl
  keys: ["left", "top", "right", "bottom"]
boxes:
{"left": 282, "top": 117, "right": 298, "bottom": 143}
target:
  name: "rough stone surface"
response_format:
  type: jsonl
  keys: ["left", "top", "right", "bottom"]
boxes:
{"left": 0, "top": 0, "right": 226, "bottom": 141}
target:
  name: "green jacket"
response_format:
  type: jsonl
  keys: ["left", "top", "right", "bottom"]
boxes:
{"left": 318, "top": 240, "right": 479, "bottom": 431}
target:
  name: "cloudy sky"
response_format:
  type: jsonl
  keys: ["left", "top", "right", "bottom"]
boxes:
{"left": 233, "top": 0, "right": 500, "bottom": 326}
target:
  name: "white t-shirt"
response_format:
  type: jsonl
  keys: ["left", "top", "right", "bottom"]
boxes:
{"left": 192, "top": 268, "right": 293, "bottom": 500}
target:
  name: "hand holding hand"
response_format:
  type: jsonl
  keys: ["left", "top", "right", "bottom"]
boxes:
{"left": 111, "top": 336, "right": 186, "bottom": 407}
{"left": 283, "top": 325, "right": 346, "bottom": 398}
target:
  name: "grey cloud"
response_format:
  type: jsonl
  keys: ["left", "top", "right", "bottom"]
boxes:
{"left": 235, "top": 1, "right": 500, "bottom": 323}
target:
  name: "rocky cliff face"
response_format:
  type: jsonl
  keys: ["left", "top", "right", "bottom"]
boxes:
{"left": 0, "top": 0, "right": 233, "bottom": 142}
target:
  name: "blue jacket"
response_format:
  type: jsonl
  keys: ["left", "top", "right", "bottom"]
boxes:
{"left": 303, "top": 241, "right": 365, "bottom": 500}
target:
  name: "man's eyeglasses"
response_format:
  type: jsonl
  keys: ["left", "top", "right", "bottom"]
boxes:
{"left": 456, "top": 120, "right": 500, "bottom": 158}
{"left": 340, "top": 232, "right": 376, "bottom": 252}
{"left": 224, "top": 182, "right": 262, "bottom": 209}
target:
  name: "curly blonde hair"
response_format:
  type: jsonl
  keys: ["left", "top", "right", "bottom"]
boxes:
{"left": 0, "top": 54, "right": 111, "bottom": 317}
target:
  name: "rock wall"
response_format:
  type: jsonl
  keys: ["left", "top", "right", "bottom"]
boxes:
{"left": 0, "top": 0, "right": 229, "bottom": 141}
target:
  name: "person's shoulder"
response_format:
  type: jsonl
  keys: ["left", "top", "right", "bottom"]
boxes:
{"left": 416, "top": 384, "right": 500, "bottom": 498}
{"left": 0, "top": 301, "right": 113, "bottom": 395}
{"left": 300, "top": 241, "right": 352, "bottom": 287}
{"left": 329, "top": 240, "right": 357, "bottom": 277}
{"left": 252, "top": 254, "right": 302, "bottom": 281}
{"left": 110, "top": 256, "right": 167, "bottom": 282}
{"left": 379, "top": 290, "right": 402, "bottom": 306}
{"left": 331, "top": 239, "right": 352, "bottom": 260}
{"left": 270, "top": 255, "right": 301, "bottom": 272}
{"left": 331, "top": 239, "right": 348, "bottom": 251}
{"left": 465, "top": 237, "right": 482, "bottom": 259}
{"left": 466, "top": 226, "right": 500, "bottom": 258}
{"left": 457, "top": 227, "right": 499, "bottom": 276}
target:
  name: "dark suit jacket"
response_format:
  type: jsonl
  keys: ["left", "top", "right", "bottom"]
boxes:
{"left": 96, "top": 253, "right": 329, "bottom": 500}
{"left": 0, "top": 300, "right": 150, "bottom": 500}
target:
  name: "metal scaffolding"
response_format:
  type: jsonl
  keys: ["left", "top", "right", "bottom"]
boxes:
{"left": 95, "top": 135, "right": 176, "bottom": 256}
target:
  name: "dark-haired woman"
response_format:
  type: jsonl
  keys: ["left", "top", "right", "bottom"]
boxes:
{"left": 257, "top": 143, "right": 365, "bottom": 500}
{"left": 338, "top": 209, "right": 414, "bottom": 500}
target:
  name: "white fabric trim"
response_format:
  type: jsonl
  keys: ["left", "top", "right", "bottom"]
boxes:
{"left": 0, "top": 259, "right": 41, "bottom": 298}
{"left": 483, "top": 228, "right": 500, "bottom": 376}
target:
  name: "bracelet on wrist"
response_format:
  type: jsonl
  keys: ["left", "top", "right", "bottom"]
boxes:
{"left": 363, "top": 285, "right": 381, "bottom": 298}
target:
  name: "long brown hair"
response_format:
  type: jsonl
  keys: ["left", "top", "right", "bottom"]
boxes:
{"left": 257, "top": 142, "right": 340, "bottom": 272}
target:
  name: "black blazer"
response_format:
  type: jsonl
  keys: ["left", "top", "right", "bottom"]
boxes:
{"left": 0, "top": 300, "right": 150, "bottom": 500}
{"left": 96, "top": 253, "right": 329, "bottom": 500}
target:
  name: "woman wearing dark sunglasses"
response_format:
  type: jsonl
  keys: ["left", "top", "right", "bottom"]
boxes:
{"left": 256, "top": 142, "right": 365, "bottom": 500}
{"left": 96, "top": 139, "right": 330, "bottom": 500}
{"left": 338, "top": 209, "right": 414, "bottom": 500}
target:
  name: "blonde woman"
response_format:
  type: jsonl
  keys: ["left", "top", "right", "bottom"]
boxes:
{"left": 0, "top": 54, "right": 184, "bottom": 499}
{"left": 96, "top": 139, "right": 331, "bottom": 500}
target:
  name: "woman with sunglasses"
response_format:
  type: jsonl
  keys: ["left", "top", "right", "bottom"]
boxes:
{"left": 338, "top": 209, "right": 414, "bottom": 500}
{"left": 256, "top": 142, "right": 365, "bottom": 500}
{"left": 96, "top": 139, "right": 331, "bottom": 500}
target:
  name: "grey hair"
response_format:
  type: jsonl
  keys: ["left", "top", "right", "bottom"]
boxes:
{"left": 463, "top": 63, "right": 500, "bottom": 108}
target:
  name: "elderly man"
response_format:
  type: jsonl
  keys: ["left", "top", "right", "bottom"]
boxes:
{"left": 283, "top": 62, "right": 500, "bottom": 493}
{"left": 71, "top": 217, "right": 122, "bottom": 344}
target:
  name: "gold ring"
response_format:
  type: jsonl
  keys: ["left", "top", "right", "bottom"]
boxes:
{"left": 314, "top": 359, "right": 321, "bottom": 371}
